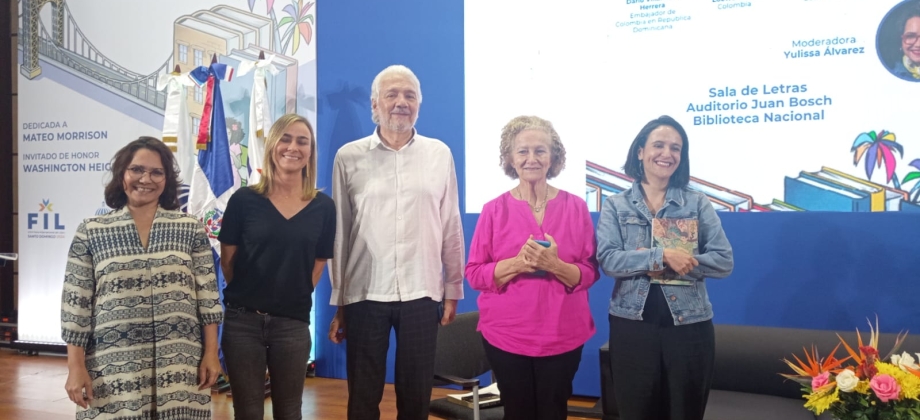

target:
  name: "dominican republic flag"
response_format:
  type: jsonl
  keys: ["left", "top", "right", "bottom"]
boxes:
{"left": 186, "top": 61, "right": 236, "bottom": 375}
{"left": 187, "top": 61, "right": 235, "bottom": 253}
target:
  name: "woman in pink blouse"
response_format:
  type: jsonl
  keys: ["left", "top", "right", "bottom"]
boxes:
{"left": 466, "top": 115, "right": 600, "bottom": 420}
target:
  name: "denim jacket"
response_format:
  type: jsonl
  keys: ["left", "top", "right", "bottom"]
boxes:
{"left": 596, "top": 183, "right": 733, "bottom": 325}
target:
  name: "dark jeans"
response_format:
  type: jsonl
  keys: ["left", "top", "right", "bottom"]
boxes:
{"left": 482, "top": 338, "right": 583, "bottom": 420}
{"left": 343, "top": 298, "right": 440, "bottom": 420}
{"left": 221, "top": 306, "right": 312, "bottom": 420}
{"left": 608, "top": 285, "right": 715, "bottom": 420}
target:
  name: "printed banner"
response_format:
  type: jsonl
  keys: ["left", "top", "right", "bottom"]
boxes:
{"left": 17, "top": 0, "right": 317, "bottom": 344}
{"left": 466, "top": 0, "right": 920, "bottom": 214}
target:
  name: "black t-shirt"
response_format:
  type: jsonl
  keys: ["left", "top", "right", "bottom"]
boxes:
{"left": 218, "top": 187, "right": 335, "bottom": 322}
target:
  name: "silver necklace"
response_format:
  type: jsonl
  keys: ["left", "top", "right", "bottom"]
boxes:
{"left": 517, "top": 186, "right": 548, "bottom": 212}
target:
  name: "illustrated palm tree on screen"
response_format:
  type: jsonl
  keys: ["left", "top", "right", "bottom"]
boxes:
{"left": 851, "top": 130, "right": 903, "bottom": 189}
{"left": 900, "top": 159, "right": 920, "bottom": 203}
{"left": 248, "top": 0, "right": 315, "bottom": 55}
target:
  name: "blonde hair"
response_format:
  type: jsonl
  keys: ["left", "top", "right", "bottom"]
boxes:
{"left": 251, "top": 114, "right": 320, "bottom": 200}
{"left": 499, "top": 115, "right": 567, "bottom": 180}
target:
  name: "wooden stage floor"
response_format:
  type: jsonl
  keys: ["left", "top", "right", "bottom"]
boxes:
{"left": 0, "top": 348, "right": 599, "bottom": 419}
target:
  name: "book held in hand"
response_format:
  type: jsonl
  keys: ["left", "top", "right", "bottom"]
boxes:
{"left": 447, "top": 382, "right": 502, "bottom": 409}
{"left": 650, "top": 218, "right": 698, "bottom": 286}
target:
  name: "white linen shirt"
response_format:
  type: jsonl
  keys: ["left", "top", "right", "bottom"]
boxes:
{"left": 330, "top": 130, "right": 465, "bottom": 306}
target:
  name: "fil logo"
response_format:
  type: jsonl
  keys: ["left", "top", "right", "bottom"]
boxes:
{"left": 27, "top": 199, "right": 65, "bottom": 231}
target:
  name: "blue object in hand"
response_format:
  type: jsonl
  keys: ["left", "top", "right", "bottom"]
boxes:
{"left": 533, "top": 240, "right": 550, "bottom": 276}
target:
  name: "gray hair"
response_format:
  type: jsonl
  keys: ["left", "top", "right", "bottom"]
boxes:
{"left": 499, "top": 115, "right": 567, "bottom": 180}
{"left": 370, "top": 65, "right": 423, "bottom": 104}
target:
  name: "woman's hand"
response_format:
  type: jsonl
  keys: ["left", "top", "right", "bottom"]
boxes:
{"left": 522, "top": 233, "right": 560, "bottom": 272}
{"left": 512, "top": 238, "right": 539, "bottom": 275}
{"left": 663, "top": 248, "right": 699, "bottom": 276}
{"left": 492, "top": 238, "right": 537, "bottom": 288}
{"left": 526, "top": 234, "right": 583, "bottom": 288}
{"left": 65, "top": 365, "right": 93, "bottom": 408}
{"left": 198, "top": 351, "right": 222, "bottom": 390}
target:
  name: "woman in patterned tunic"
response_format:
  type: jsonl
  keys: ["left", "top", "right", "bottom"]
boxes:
{"left": 61, "top": 137, "right": 224, "bottom": 419}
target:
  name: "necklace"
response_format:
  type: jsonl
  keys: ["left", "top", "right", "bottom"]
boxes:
{"left": 516, "top": 186, "right": 549, "bottom": 213}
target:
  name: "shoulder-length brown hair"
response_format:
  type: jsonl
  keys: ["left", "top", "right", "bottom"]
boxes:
{"left": 251, "top": 114, "right": 320, "bottom": 200}
{"left": 623, "top": 115, "right": 691, "bottom": 188}
{"left": 104, "top": 137, "right": 181, "bottom": 210}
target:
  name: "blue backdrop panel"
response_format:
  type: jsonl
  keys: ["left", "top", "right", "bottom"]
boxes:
{"left": 711, "top": 212, "right": 920, "bottom": 332}
{"left": 315, "top": 0, "right": 920, "bottom": 398}
{"left": 314, "top": 0, "right": 465, "bottom": 384}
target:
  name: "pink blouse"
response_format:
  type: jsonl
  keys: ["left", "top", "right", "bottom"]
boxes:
{"left": 466, "top": 190, "right": 600, "bottom": 357}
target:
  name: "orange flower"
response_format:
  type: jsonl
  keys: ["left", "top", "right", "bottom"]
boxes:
{"left": 781, "top": 343, "right": 850, "bottom": 385}
{"left": 837, "top": 317, "right": 910, "bottom": 379}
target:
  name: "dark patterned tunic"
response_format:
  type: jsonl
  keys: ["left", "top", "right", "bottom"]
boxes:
{"left": 61, "top": 207, "right": 223, "bottom": 419}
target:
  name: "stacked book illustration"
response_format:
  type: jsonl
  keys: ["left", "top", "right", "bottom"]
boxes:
{"left": 783, "top": 167, "right": 910, "bottom": 212}
{"left": 586, "top": 161, "right": 757, "bottom": 212}
{"left": 174, "top": 5, "right": 299, "bottom": 134}
{"left": 220, "top": 45, "right": 299, "bottom": 128}
{"left": 585, "top": 161, "right": 920, "bottom": 212}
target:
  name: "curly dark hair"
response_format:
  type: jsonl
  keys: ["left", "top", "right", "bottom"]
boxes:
{"left": 103, "top": 137, "right": 181, "bottom": 210}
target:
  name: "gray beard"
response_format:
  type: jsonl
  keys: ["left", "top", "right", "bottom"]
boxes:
{"left": 383, "top": 120, "right": 414, "bottom": 133}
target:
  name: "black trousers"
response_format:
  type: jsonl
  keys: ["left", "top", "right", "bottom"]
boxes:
{"left": 221, "top": 307, "right": 311, "bottom": 420}
{"left": 608, "top": 285, "right": 715, "bottom": 420}
{"left": 482, "top": 338, "right": 583, "bottom": 420}
{"left": 343, "top": 298, "right": 440, "bottom": 420}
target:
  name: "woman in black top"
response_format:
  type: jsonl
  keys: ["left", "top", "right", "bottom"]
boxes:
{"left": 218, "top": 113, "right": 335, "bottom": 420}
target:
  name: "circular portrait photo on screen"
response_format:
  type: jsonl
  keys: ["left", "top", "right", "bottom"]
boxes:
{"left": 877, "top": 0, "right": 920, "bottom": 82}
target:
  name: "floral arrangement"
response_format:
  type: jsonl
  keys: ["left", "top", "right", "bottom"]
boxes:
{"left": 781, "top": 319, "right": 920, "bottom": 420}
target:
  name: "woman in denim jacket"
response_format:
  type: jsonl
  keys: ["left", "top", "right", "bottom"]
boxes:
{"left": 596, "top": 115, "right": 733, "bottom": 420}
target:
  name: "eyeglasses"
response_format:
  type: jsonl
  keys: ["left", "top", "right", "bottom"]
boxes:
{"left": 903, "top": 33, "right": 920, "bottom": 45}
{"left": 127, "top": 165, "right": 166, "bottom": 182}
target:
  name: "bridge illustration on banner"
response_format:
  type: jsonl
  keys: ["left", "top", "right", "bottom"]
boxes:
{"left": 18, "top": 0, "right": 304, "bottom": 132}
{"left": 20, "top": 0, "right": 174, "bottom": 114}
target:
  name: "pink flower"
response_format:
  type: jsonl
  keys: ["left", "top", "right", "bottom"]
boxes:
{"left": 812, "top": 372, "right": 831, "bottom": 389}
{"left": 869, "top": 374, "right": 901, "bottom": 402}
